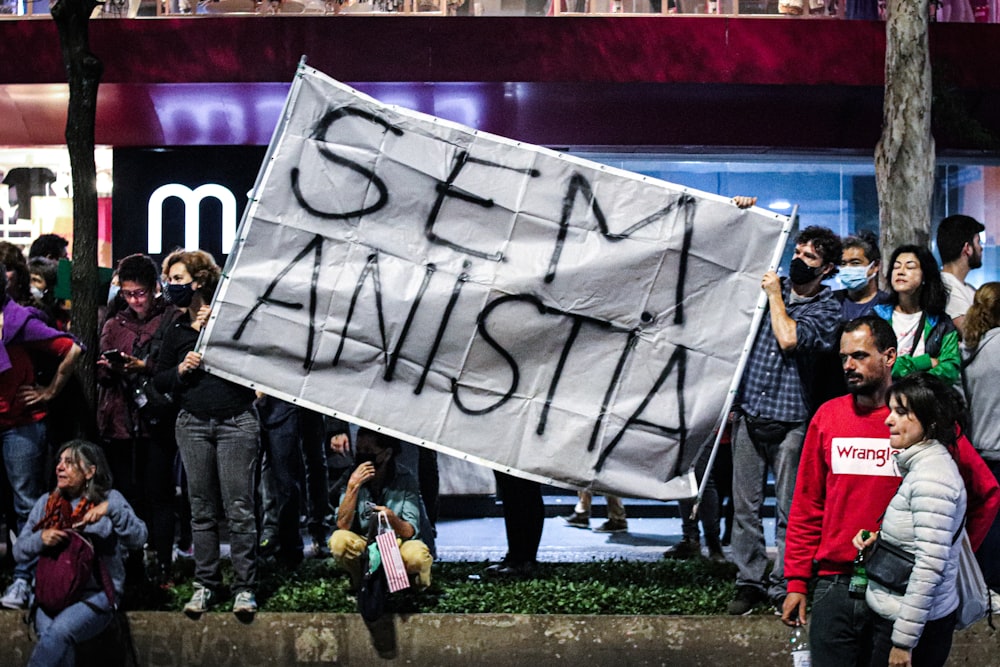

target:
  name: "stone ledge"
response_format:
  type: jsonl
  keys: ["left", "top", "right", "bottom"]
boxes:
{"left": 3, "top": 611, "right": 997, "bottom": 666}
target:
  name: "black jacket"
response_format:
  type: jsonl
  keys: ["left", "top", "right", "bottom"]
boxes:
{"left": 153, "top": 310, "right": 255, "bottom": 419}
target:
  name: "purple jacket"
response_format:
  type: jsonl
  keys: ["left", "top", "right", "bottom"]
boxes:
{"left": 97, "top": 299, "right": 176, "bottom": 440}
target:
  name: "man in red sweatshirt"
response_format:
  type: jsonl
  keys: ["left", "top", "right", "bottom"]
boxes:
{"left": 780, "top": 315, "right": 901, "bottom": 666}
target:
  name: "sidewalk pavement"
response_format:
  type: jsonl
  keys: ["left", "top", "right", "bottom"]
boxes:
{"left": 434, "top": 515, "right": 778, "bottom": 563}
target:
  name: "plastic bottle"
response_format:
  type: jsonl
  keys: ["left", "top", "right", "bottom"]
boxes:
{"left": 790, "top": 625, "right": 811, "bottom": 667}
{"left": 848, "top": 529, "right": 871, "bottom": 599}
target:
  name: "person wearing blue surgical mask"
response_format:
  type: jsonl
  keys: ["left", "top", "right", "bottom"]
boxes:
{"left": 834, "top": 231, "right": 890, "bottom": 322}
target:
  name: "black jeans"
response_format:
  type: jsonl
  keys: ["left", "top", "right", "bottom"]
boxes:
{"left": 975, "top": 459, "right": 1000, "bottom": 590}
{"left": 103, "top": 434, "right": 177, "bottom": 570}
{"left": 871, "top": 608, "right": 957, "bottom": 667}
{"left": 679, "top": 445, "right": 721, "bottom": 548}
{"left": 493, "top": 471, "right": 543, "bottom": 565}
{"left": 809, "top": 576, "right": 874, "bottom": 667}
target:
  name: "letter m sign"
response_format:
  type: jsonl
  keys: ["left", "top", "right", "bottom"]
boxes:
{"left": 147, "top": 183, "right": 238, "bottom": 254}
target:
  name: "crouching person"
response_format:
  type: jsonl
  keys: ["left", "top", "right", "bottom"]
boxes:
{"left": 328, "top": 429, "right": 432, "bottom": 591}
{"left": 15, "top": 440, "right": 147, "bottom": 667}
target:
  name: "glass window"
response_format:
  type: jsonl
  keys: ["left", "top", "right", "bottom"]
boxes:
{"left": 572, "top": 152, "right": 1000, "bottom": 288}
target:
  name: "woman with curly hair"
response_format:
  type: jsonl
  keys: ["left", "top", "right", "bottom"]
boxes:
{"left": 961, "top": 281, "right": 1000, "bottom": 592}
{"left": 152, "top": 249, "right": 260, "bottom": 618}
{"left": 0, "top": 241, "right": 33, "bottom": 308}
{"left": 873, "top": 245, "right": 960, "bottom": 385}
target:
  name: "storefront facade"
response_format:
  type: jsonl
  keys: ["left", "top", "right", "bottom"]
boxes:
{"left": 0, "top": 16, "right": 998, "bottom": 281}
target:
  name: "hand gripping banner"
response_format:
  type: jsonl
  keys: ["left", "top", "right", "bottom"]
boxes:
{"left": 198, "top": 62, "right": 792, "bottom": 501}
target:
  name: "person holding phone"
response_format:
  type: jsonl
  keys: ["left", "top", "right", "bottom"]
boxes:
{"left": 96, "top": 253, "right": 179, "bottom": 585}
{"left": 328, "top": 429, "right": 432, "bottom": 592}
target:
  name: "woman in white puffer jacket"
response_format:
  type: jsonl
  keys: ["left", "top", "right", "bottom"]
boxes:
{"left": 854, "top": 373, "right": 967, "bottom": 667}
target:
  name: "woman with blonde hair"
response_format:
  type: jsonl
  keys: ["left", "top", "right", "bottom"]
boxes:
{"left": 961, "top": 281, "right": 1000, "bottom": 594}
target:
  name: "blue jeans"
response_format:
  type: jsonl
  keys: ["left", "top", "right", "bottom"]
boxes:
{"left": 731, "top": 415, "right": 805, "bottom": 601}
{"left": 175, "top": 409, "right": 260, "bottom": 592}
{"left": 809, "top": 576, "right": 875, "bottom": 667}
{"left": 259, "top": 402, "right": 304, "bottom": 557}
{"left": 29, "top": 595, "right": 113, "bottom": 667}
{"left": 2, "top": 421, "right": 46, "bottom": 581}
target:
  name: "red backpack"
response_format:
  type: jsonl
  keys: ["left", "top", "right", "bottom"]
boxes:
{"left": 34, "top": 530, "right": 114, "bottom": 616}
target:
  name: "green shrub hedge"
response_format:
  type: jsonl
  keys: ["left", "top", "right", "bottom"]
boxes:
{"left": 3, "top": 555, "right": 776, "bottom": 616}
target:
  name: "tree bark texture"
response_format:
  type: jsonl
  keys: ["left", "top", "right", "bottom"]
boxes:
{"left": 875, "top": 0, "right": 935, "bottom": 255}
{"left": 51, "top": 0, "right": 102, "bottom": 423}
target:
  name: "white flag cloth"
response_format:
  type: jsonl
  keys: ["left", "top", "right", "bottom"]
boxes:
{"left": 374, "top": 513, "right": 410, "bottom": 594}
{"left": 198, "top": 62, "right": 791, "bottom": 501}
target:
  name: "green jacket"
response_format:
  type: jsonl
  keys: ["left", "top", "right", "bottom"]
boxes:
{"left": 874, "top": 304, "right": 961, "bottom": 385}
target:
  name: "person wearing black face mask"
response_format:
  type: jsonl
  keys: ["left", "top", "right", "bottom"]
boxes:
{"left": 164, "top": 280, "right": 195, "bottom": 308}
{"left": 727, "top": 225, "right": 843, "bottom": 616}
{"left": 152, "top": 249, "right": 260, "bottom": 619}
{"left": 788, "top": 256, "right": 825, "bottom": 285}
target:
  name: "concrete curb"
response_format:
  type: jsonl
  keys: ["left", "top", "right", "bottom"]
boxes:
{"left": 3, "top": 610, "right": 997, "bottom": 666}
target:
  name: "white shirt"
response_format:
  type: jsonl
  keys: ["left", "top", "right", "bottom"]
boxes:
{"left": 893, "top": 309, "right": 925, "bottom": 357}
{"left": 942, "top": 271, "right": 975, "bottom": 320}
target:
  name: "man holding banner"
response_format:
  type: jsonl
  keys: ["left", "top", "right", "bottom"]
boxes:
{"left": 728, "top": 226, "right": 842, "bottom": 615}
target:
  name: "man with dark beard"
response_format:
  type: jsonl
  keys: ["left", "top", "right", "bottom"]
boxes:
{"left": 937, "top": 214, "right": 985, "bottom": 336}
{"left": 780, "top": 316, "right": 901, "bottom": 666}
{"left": 728, "top": 225, "right": 842, "bottom": 615}
{"left": 328, "top": 430, "right": 432, "bottom": 591}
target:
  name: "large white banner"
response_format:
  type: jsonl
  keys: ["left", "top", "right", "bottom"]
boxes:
{"left": 199, "top": 64, "right": 790, "bottom": 501}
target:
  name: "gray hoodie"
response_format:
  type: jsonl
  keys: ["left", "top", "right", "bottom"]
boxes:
{"left": 963, "top": 328, "right": 1000, "bottom": 460}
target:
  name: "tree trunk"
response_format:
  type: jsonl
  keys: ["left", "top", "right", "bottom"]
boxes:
{"left": 875, "top": 0, "right": 935, "bottom": 255}
{"left": 51, "top": 0, "right": 102, "bottom": 423}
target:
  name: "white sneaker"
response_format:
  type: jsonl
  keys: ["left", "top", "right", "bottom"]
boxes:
{"left": 990, "top": 589, "right": 1000, "bottom": 614}
{"left": 183, "top": 583, "right": 214, "bottom": 616}
{"left": 1, "top": 578, "right": 31, "bottom": 610}
{"left": 233, "top": 589, "right": 258, "bottom": 616}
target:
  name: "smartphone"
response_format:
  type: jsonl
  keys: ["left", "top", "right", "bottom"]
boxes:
{"left": 102, "top": 349, "right": 127, "bottom": 365}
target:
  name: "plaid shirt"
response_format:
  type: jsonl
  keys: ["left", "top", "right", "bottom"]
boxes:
{"left": 738, "top": 280, "right": 840, "bottom": 423}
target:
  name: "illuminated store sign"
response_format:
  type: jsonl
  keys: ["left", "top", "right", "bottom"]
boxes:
{"left": 112, "top": 146, "right": 265, "bottom": 263}
{"left": 147, "top": 183, "right": 237, "bottom": 254}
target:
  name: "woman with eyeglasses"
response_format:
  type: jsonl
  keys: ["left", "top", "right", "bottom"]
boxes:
{"left": 97, "top": 253, "right": 180, "bottom": 584}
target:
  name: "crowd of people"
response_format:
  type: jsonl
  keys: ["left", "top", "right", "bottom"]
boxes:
{"left": 0, "top": 212, "right": 998, "bottom": 666}
{"left": 746, "top": 213, "right": 1000, "bottom": 667}
{"left": 0, "top": 238, "right": 443, "bottom": 664}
